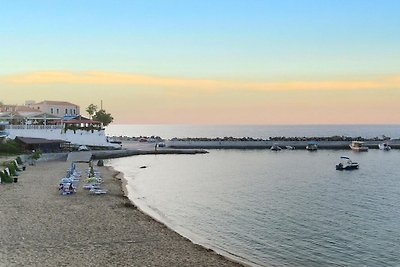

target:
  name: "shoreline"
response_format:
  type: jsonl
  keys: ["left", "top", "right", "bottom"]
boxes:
{"left": 106, "top": 163, "right": 256, "bottom": 267}
{"left": 0, "top": 158, "right": 245, "bottom": 267}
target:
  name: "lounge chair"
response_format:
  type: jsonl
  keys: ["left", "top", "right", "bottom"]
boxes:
{"left": 89, "top": 188, "right": 107, "bottom": 195}
{"left": 14, "top": 160, "right": 26, "bottom": 171}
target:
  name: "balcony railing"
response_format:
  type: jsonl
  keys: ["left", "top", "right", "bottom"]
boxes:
{"left": 5, "top": 125, "right": 63, "bottom": 130}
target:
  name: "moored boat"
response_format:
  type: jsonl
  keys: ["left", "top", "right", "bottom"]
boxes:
{"left": 270, "top": 144, "right": 282, "bottom": 151}
{"left": 350, "top": 141, "right": 368, "bottom": 152}
{"left": 306, "top": 141, "right": 318, "bottom": 151}
{"left": 378, "top": 142, "right": 391, "bottom": 151}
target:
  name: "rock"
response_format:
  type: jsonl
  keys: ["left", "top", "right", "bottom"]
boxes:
{"left": 97, "top": 159, "right": 104, "bottom": 166}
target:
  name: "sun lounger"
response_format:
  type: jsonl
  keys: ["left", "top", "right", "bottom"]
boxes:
{"left": 59, "top": 182, "right": 76, "bottom": 195}
{"left": 89, "top": 188, "right": 107, "bottom": 195}
{"left": 14, "top": 160, "right": 26, "bottom": 171}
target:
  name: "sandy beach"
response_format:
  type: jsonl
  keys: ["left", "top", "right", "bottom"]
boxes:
{"left": 0, "top": 159, "right": 243, "bottom": 266}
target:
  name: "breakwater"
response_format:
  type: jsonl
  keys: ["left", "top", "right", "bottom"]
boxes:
{"left": 166, "top": 140, "right": 400, "bottom": 149}
{"left": 91, "top": 148, "right": 208, "bottom": 159}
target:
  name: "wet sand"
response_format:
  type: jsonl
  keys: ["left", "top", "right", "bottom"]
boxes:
{"left": 0, "top": 160, "right": 243, "bottom": 266}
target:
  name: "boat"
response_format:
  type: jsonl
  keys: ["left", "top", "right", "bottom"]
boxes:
{"left": 336, "top": 156, "right": 359, "bottom": 170}
{"left": 270, "top": 144, "right": 282, "bottom": 151}
{"left": 350, "top": 141, "right": 368, "bottom": 152}
{"left": 306, "top": 141, "right": 318, "bottom": 151}
{"left": 378, "top": 142, "right": 391, "bottom": 151}
{"left": 285, "top": 145, "right": 295, "bottom": 150}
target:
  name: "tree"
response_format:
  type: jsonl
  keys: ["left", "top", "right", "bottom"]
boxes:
{"left": 86, "top": 104, "right": 98, "bottom": 119}
{"left": 93, "top": 109, "right": 114, "bottom": 126}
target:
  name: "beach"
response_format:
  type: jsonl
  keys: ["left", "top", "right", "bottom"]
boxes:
{"left": 0, "top": 159, "right": 243, "bottom": 266}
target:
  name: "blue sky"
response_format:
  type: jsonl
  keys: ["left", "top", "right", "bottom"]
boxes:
{"left": 1, "top": 1, "right": 400, "bottom": 124}
{"left": 1, "top": 0, "right": 399, "bottom": 79}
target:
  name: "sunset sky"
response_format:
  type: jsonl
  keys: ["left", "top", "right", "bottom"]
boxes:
{"left": 1, "top": 1, "right": 399, "bottom": 124}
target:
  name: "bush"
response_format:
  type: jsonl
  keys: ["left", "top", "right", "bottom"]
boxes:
{"left": 30, "top": 150, "right": 42, "bottom": 161}
{"left": 0, "top": 140, "right": 23, "bottom": 155}
{"left": 7, "top": 162, "right": 17, "bottom": 176}
{"left": 0, "top": 170, "right": 13, "bottom": 183}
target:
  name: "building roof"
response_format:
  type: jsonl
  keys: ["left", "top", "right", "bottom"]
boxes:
{"left": 15, "top": 136, "right": 67, "bottom": 145}
{"left": 34, "top": 100, "right": 78, "bottom": 106}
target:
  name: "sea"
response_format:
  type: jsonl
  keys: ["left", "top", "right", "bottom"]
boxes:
{"left": 106, "top": 125, "right": 400, "bottom": 267}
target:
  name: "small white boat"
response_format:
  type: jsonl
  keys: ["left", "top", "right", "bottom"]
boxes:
{"left": 285, "top": 146, "right": 295, "bottom": 150}
{"left": 378, "top": 142, "right": 391, "bottom": 151}
{"left": 306, "top": 141, "right": 318, "bottom": 151}
{"left": 336, "top": 156, "right": 359, "bottom": 170}
{"left": 350, "top": 141, "right": 368, "bottom": 152}
{"left": 270, "top": 144, "right": 282, "bottom": 151}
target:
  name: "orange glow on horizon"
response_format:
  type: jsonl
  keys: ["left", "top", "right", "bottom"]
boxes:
{"left": 1, "top": 71, "right": 399, "bottom": 125}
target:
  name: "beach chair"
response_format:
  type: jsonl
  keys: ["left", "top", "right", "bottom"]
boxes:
{"left": 89, "top": 187, "right": 107, "bottom": 195}
{"left": 14, "top": 160, "right": 26, "bottom": 171}
{"left": 4, "top": 168, "right": 10, "bottom": 177}
{"left": 59, "top": 182, "right": 76, "bottom": 195}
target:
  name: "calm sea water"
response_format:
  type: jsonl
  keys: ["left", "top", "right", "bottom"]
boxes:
{"left": 106, "top": 124, "right": 400, "bottom": 139}
{"left": 108, "top": 125, "right": 400, "bottom": 267}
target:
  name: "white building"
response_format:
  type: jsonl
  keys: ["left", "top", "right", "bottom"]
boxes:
{"left": 26, "top": 100, "right": 80, "bottom": 118}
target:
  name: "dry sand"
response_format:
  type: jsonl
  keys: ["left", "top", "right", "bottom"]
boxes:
{"left": 0, "top": 160, "right": 243, "bottom": 266}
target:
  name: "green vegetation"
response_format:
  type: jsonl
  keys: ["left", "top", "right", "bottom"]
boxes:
{"left": 93, "top": 109, "right": 114, "bottom": 126}
{"left": 7, "top": 162, "right": 17, "bottom": 176}
{"left": 0, "top": 170, "right": 13, "bottom": 183}
{"left": 30, "top": 150, "right": 42, "bottom": 161}
{"left": 0, "top": 156, "right": 26, "bottom": 183}
{"left": 86, "top": 103, "right": 114, "bottom": 126}
{"left": 0, "top": 140, "right": 23, "bottom": 155}
{"left": 86, "top": 104, "right": 98, "bottom": 119}
{"left": 12, "top": 160, "right": 22, "bottom": 171}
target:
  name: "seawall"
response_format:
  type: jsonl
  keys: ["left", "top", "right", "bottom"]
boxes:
{"left": 167, "top": 140, "right": 400, "bottom": 149}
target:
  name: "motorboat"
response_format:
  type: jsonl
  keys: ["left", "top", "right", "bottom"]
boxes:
{"left": 350, "top": 141, "right": 368, "bottom": 152}
{"left": 270, "top": 144, "right": 282, "bottom": 151}
{"left": 336, "top": 156, "right": 359, "bottom": 170}
{"left": 378, "top": 142, "right": 391, "bottom": 151}
{"left": 306, "top": 141, "right": 318, "bottom": 151}
{"left": 285, "top": 145, "right": 295, "bottom": 150}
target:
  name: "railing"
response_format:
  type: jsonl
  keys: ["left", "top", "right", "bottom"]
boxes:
{"left": 5, "top": 125, "right": 63, "bottom": 130}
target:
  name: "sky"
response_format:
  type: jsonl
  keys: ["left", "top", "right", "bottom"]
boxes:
{"left": 0, "top": 0, "right": 399, "bottom": 124}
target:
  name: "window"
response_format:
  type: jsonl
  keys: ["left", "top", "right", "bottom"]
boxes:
{"left": 50, "top": 108, "right": 54, "bottom": 114}
{"left": 65, "top": 109, "right": 68, "bottom": 114}
{"left": 73, "top": 109, "right": 76, "bottom": 114}
{"left": 70, "top": 109, "right": 73, "bottom": 114}
{"left": 57, "top": 108, "right": 59, "bottom": 114}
